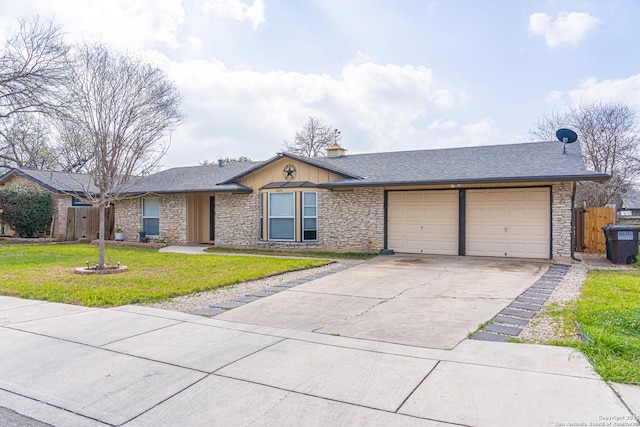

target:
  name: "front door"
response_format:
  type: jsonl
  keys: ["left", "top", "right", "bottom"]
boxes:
{"left": 209, "top": 196, "right": 215, "bottom": 241}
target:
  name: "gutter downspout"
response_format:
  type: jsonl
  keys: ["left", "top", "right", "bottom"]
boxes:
{"left": 571, "top": 181, "right": 581, "bottom": 262}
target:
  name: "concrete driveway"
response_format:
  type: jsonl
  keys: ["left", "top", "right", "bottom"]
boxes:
{"left": 217, "top": 255, "right": 548, "bottom": 349}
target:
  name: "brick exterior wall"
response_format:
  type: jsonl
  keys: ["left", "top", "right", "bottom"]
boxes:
{"left": 317, "top": 188, "right": 384, "bottom": 252}
{"left": 160, "top": 194, "right": 187, "bottom": 244}
{"left": 551, "top": 182, "right": 573, "bottom": 258}
{"left": 114, "top": 194, "right": 188, "bottom": 244}
{"left": 215, "top": 193, "right": 260, "bottom": 247}
{"left": 213, "top": 188, "right": 385, "bottom": 253}
{"left": 114, "top": 198, "right": 141, "bottom": 242}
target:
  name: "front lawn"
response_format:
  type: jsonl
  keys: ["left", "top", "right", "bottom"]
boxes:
{"left": 555, "top": 270, "right": 640, "bottom": 385}
{"left": 0, "top": 244, "right": 329, "bottom": 307}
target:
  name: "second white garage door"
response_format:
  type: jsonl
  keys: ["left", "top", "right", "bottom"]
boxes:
{"left": 466, "top": 188, "right": 550, "bottom": 259}
{"left": 387, "top": 190, "right": 458, "bottom": 255}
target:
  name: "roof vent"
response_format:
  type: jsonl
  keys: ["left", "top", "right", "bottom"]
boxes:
{"left": 326, "top": 143, "right": 347, "bottom": 158}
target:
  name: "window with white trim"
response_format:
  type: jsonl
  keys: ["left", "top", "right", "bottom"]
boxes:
{"left": 302, "top": 192, "right": 317, "bottom": 241}
{"left": 142, "top": 197, "right": 160, "bottom": 236}
{"left": 268, "top": 193, "right": 295, "bottom": 240}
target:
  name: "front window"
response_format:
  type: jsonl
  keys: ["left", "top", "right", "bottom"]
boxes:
{"left": 142, "top": 197, "right": 160, "bottom": 236}
{"left": 268, "top": 193, "right": 295, "bottom": 240}
{"left": 302, "top": 192, "right": 317, "bottom": 241}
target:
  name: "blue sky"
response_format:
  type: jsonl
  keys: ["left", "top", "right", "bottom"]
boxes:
{"left": 2, "top": 0, "right": 639, "bottom": 168}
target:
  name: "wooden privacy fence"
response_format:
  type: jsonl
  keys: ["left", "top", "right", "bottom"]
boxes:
{"left": 574, "top": 207, "right": 616, "bottom": 253}
{"left": 65, "top": 206, "right": 114, "bottom": 241}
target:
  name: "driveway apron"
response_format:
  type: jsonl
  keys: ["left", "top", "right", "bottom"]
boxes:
{"left": 216, "top": 255, "right": 548, "bottom": 349}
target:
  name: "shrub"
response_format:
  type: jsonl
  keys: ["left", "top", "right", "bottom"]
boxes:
{"left": 0, "top": 184, "right": 53, "bottom": 237}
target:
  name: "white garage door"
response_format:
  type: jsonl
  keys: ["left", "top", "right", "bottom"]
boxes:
{"left": 387, "top": 190, "right": 458, "bottom": 255}
{"left": 466, "top": 188, "right": 550, "bottom": 259}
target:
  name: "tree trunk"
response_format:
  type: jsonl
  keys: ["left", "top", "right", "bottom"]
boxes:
{"left": 98, "top": 201, "right": 105, "bottom": 269}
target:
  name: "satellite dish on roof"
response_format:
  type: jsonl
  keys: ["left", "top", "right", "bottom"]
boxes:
{"left": 556, "top": 128, "right": 577, "bottom": 155}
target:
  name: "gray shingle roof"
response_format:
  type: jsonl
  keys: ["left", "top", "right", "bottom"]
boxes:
{"left": 296, "top": 141, "right": 609, "bottom": 188}
{"left": 123, "top": 161, "right": 260, "bottom": 193}
{"left": 93, "top": 141, "right": 610, "bottom": 194}
{"left": 0, "top": 168, "right": 98, "bottom": 194}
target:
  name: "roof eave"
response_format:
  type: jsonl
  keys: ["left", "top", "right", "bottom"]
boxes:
{"left": 317, "top": 173, "right": 611, "bottom": 189}
{"left": 119, "top": 186, "right": 253, "bottom": 195}
{"left": 218, "top": 153, "right": 361, "bottom": 184}
{"left": 1, "top": 169, "right": 67, "bottom": 194}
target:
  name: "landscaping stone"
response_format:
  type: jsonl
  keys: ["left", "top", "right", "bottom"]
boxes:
{"left": 484, "top": 324, "right": 522, "bottom": 336}
{"left": 470, "top": 331, "right": 510, "bottom": 342}
{"left": 273, "top": 283, "right": 300, "bottom": 288}
{"left": 211, "top": 301, "right": 244, "bottom": 309}
{"left": 509, "top": 302, "right": 542, "bottom": 312}
{"left": 233, "top": 296, "right": 261, "bottom": 303}
{"left": 516, "top": 296, "right": 546, "bottom": 305}
{"left": 193, "top": 308, "right": 226, "bottom": 317}
{"left": 500, "top": 308, "right": 536, "bottom": 319}
{"left": 247, "top": 291, "right": 276, "bottom": 297}
{"left": 524, "top": 289, "right": 553, "bottom": 296}
{"left": 264, "top": 287, "right": 288, "bottom": 292}
{"left": 491, "top": 315, "right": 529, "bottom": 326}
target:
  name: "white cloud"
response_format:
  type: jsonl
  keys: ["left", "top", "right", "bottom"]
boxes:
{"left": 428, "top": 119, "right": 457, "bottom": 130}
{"left": 462, "top": 119, "right": 500, "bottom": 144}
{"left": 528, "top": 11, "right": 599, "bottom": 47}
{"left": 1, "top": 0, "right": 186, "bottom": 50}
{"left": 197, "top": 0, "right": 265, "bottom": 30}
{"left": 156, "top": 57, "right": 466, "bottom": 163}
{"left": 567, "top": 74, "right": 640, "bottom": 107}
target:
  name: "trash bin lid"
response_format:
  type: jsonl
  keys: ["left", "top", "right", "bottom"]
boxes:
{"left": 604, "top": 225, "right": 640, "bottom": 231}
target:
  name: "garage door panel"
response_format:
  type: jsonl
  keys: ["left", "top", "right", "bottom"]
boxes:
{"left": 388, "top": 190, "right": 458, "bottom": 255}
{"left": 466, "top": 188, "right": 550, "bottom": 259}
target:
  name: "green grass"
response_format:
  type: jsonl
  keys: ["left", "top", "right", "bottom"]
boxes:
{"left": 203, "top": 246, "right": 377, "bottom": 260}
{"left": 554, "top": 270, "right": 640, "bottom": 385}
{"left": 0, "top": 244, "right": 329, "bottom": 307}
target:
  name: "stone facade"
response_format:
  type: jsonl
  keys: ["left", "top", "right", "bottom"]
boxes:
{"left": 318, "top": 188, "right": 384, "bottom": 252}
{"left": 213, "top": 188, "right": 385, "bottom": 253}
{"left": 159, "top": 194, "right": 188, "bottom": 244}
{"left": 215, "top": 193, "right": 260, "bottom": 247}
{"left": 114, "top": 198, "right": 141, "bottom": 242}
{"left": 114, "top": 194, "right": 188, "bottom": 244}
{"left": 551, "top": 181, "right": 573, "bottom": 258}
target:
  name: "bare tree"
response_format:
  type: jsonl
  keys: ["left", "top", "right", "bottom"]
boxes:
{"left": 63, "top": 43, "right": 183, "bottom": 268}
{"left": 0, "top": 113, "right": 58, "bottom": 169}
{"left": 0, "top": 17, "right": 69, "bottom": 172}
{"left": 0, "top": 17, "right": 68, "bottom": 119}
{"left": 283, "top": 116, "right": 340, "bottom": 157}
{"left": 529, "top": 101, "right": 640, "bottom": 206}
{"left": 199, "top": 156, "right": 252, "bottom": 166}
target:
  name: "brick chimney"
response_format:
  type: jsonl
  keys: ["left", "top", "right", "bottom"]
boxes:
{"left": 326, "top": 143, "right": 347, "bottom": 158}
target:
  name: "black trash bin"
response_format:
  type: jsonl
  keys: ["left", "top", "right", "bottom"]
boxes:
{"left": 602, "top": 226, "right": 640, "bottom": 264}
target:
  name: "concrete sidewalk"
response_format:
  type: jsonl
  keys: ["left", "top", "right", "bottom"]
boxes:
{"left": 1, "top": 296, "right": 638, "bottom": 426}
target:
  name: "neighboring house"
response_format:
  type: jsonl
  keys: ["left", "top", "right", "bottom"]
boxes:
{"left": 115, "top": 140, "right": 608, "bottom": 260}
{"left": 0, "top": 168, "right": 98, "bottom": 239}
{"left": 620, "top": 189, "right": 640, "bottom": 216}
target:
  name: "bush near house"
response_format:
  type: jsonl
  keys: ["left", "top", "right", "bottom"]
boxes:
{"left": 0, "top": 184, "right": 52, "bottom": 238}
